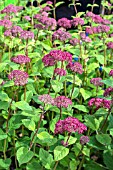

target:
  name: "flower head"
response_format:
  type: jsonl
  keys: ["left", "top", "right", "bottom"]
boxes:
{"left": 80, "top": 136, "right": 89, "bottom": 145}
{"left": 52, "top": 29, "right": 71, "bottom": 42}
{"left": 0, "top": 19, "right": 12, "bottom": 28}
{"left": 20, "top": 30, "right": 34, "bottom": 39}
{"left": 8, "top": 70, "right": 29, "bottom": 86}
{"left": 38, "top": 94, "right": 54, "bottom": 105}
{"left": 11, "top": 55, "right": 30, "bottom": 64}
{"left": 23, "top": 16, "right": 31, "bottom": 21}
{"left": 55, "top": 116, "right": 87, "bottom": 134}
{"left": 54, "top": 68, "right": 66, "bottom": 76}
{"left": 88, "top": 98, "right": 111, "bottom": 109}
{"left": 53, "top": 96, "right": 72, "bottom": 108}
{"left": 71, "top": 17, "right": 84, "bottom": 27}
{"left": 57, "top": 18, "right": 71, "bottom": 29}
{"left": 70, "top": 38, "right": 79, "bottom": 46}
{"left": 109, "top": 70, "right": 113, "bottom": 77}
{"left": 104, "top": 87, "right": 113, "bottom": 97}
{"left": 90, "top": 77, "right": 103, "bottom": 86}
{"left": 66, "top": 62, "right": 83, "bottom": 74}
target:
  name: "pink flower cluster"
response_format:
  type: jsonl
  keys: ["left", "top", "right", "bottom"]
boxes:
{"left": 107, "top": 42, "right": 113, "bottom": 49}
{"left": 54, "top": 68, "right": 66, "bottom": 76}
{"left": 66, "top": 62, "right": 83, "bottom": 74}
{"left": 80, "top": 136, "right": 89, "bottom": 145}
{"left": 57, "top": 18, "right": 71, "bottom": 29}
{"left": 53, "top": 96, "right": 72, "bottom": 108}
{"left": 1, "top": 4, "right": 23, "bottom": 14}
{"left": 20, "top": 30, "right": 34, "bottom": 39}
{"left": 70, "top": 38, "right": 79, "bottom": 46}
{"left": 86, "top": 12, "right": 111, "bottom": 25}
{"left": 104, "top": 87, "right": 113, "bottom": 97}
{"left": 38, "top": 94, "right": 54, "bottom": 105}
{"left": 23, "top": 16, "right": 31, "bottom": 21}
{"left": 42, "top": 50, "right": 72, "bottom": 66}
{"left": 90, "top": 77, "right": 103, "bottom": 86}
{"left": 80, "top": 32, "right": 92, "bottom": 43}
{"left": 54, "top": 117, "right": 87, "bottom": 134}
{"left": 4, "top": 25, "right": 23, "bottom": 37}
{"left": 52, "top": 29, "right": 71, "bottom": 42}
{"left": 88, "top": 98, "right": 111, "bottom": 109}
{"left": 0, "top": 19, "right": 12, "bottom": 28}
{"left": 109, "top": 70, "right": 113, "bottom": 77}
{"left": 34, "top": 13, "right": 56, "bottom": 30}
{"left": 11, "top": 55, "right": 30, "bottom": 64}
{"left": 8, "top": 70, "right": 29, "bottom": 86}
{"left": 71, "top": 17, "right": 84, "bottom": 27}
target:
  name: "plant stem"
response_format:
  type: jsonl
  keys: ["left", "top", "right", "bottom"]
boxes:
{"left": 13, "top": 130, "right": 18, "bottom": 169}
{"left": 78, "top": 154, "right": 85, "bottom": 170}
{"left": 53, "top": 161, "right": 59, "bottom": 170}
{"left": 59, "top": 107, "right": 62, "bottom": 120}
{"left": 29, "top": 112, "right": 44, "bottom": 150}
{"left": 64, "top": 80, "right": 67, "bottom": 97}
{"left": 71, "top": 74, "right": 75, "bottom": 99}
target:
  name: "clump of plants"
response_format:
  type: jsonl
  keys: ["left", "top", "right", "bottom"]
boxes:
{"left": 0, "top": 0, "right": 113, "bottom": 170}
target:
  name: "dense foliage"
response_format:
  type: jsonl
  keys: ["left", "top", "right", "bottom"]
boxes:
{"left": 0, "top": 0, "right": 113, "bottom": 170}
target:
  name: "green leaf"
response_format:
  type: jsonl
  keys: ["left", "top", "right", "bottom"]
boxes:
{"left": 51, "top": 80, "right": 63, "bottom": 93}
{"left": 0, "top": 158, "right": 11, "bottom": 169}
{"left": 87, "top": 63, "right": 99, "bottom": 73}
{"left": 55, "top": 1, "right": 64, "bottom": 7}
{"left": 85, "top": 115, "right": 100, "bottom": 130}
{"left": 14, "top": 101, "right": 33, "bottom": 111}
{"left": 80, "top": 88, "right": 92, "bottom": 100}
{"left": 70, "top": 87, "right": 79, "bottom": 99}
{"left": 96, "top": 134, "right": 111, "bottom": 145}
{"left": 101, "top": 79, "right": 113, "bottom": 87}
{"left": 22, "top": 119, "right": 35, "bottom": 131}
{"left": 21, "top": 91, "right": 33, "bottom": 103}
{"left": 3, "top": 80, "right": 14, "bottom": 87}
{"left": 0, "top": 129, "right": 7, "bottom": 140}
{"left": 17, "top": 147, "right": 34, "bottom": 166}
{"left": 0, "top": 63, "right": 7, "bottom": 72}
{"left": 26, "top": 161, "right": 42, "bottom": 170}
{"left": 0, "top": 101, "right": 9, "bottom": 110}
{"left": 103, "top": 150, "right": 113, "bottom": 170}
{"left": 0, "top": 91, "right": 10, "bottom": 102}
{"left": 54, "top": 146, "right": 69, "bottom": 161}
{"left": 85, "top": 161, "right": 107, "bottom": 170}
{"left": 39, "top": 148, "right": 53, "bottom": 169}
{"left": 70, "top": 159, "right": 79, "bottom": 170}
{"left": 82, "top": 146, "right": 90, "bottom": 157}
{"left": 73, "top": 105, "right": 88, "bottom": 113}
{"left": 96, "top": 55, "right": 104, "bottom": 64}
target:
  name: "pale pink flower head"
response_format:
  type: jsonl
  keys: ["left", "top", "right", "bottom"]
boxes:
{"left": 66, "top": 62, "right": 83, "bottom": 74}
{"left": 107, "top": 42, "right": 113, "bottom": 49}
{"left": 20, "top": 30, "right": 34, "bottom": 39}
{"left": 4, "top": 29, "right": 12, "bottom": 37}
{"left": 80, "top": 136, "right": 89, "bottom": 145}
{"left": 86, "top": 27, "right": 93, "bottom": 35}
{"left": 85, "top": 12, "right": 95, "bottom": 18}
{"left": 23, "top": 16, "right": 31, "bottom": 21}
{"left": 38, "top": 94, "right": 54, "bottom": 105}
{"left": 11, "top": 55, "right": 30, "bottom": 64}
{"left": 46, "top": 1, "right": 53, "bottom": 5}
{"left": 0, "top": 19, "right": 12, "bottom": 28}
{"left": 53, "top": 96, "right": 72, "bottom": 108}
{"left": 54, "top": 68, "right": 66, "bottom": 76}
{"left": 71, "top": 17, "right": 84, "bottom": 27}
{"left": 8, "top": 70, "right": 29, "bottom": 86}
{"left": 11, "top": 25, "right": 23, "bottom": 36}
{"left": 52, "top": 29, "right": 71, "bottom": 42}
{"left": 90, "top": 77, "right": 103, "bottom": 86}
{"left": 70, "top": 38, "right": 79, "bottom": 46}
{"left": 58, "top": 18, "right": 71, "bottom": 29}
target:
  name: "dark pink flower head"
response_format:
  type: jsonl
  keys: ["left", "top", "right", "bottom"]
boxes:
{"left": 104, "top": 87, "right": 113, "bottom": 97}
{"left": 8, "top": 70, "right": 29, "bottom": 86}
{"left": 38, "top": 94, "right": 54, "bottom": 105}
{"left": 62, "top": 51, "right": 72, "bottom": 63}
{"left": 0, "top": 19, "right": 12, "bottom": 28}
{"left": 20, "top": 30, "right": 34, "bottom": 39}
{"left": 100, "top": 25, "right": 110, "bottom": 33}
{"left": 54, "top": 120, "right": 64, "bottom": 134}
{"left": 49, "top": 50, "right": 64, "bottom": 61}
{"left": 92, "top": 15, "right": 103, "bottom": 24}
{"left": 54, "top": 68, "right": 66, "bottom": 76}
{"left": 54, "top": 116, "right": 87, "bottom": 134}
{"left": 53, "top": 96, "right": 72, "bottom": 108}
{"left": 107, "top": 42, "right": 113, "bottom": 49}
{"left": 57, "top": 18, "right": 71, "bottom": 29}
{"left": 109, "top": 70, "right": 113, "bottom": 77}
{"left": 35, "top": 24, "right": 44, "bottom": 30}
{"left": 42, "top": 54, "right": 56, "bottom": 67}
{"left": 90, "top": 77, "right": 103, "bottom": 86}
{"left": 80, "top": 136, "right": 89, "bottom": 145}
{"left": 23, "top": 16, "right": 31, "bottom": 21}
{"left": 88, "top": 98, "right": 111, "bottom": 109}
{"left": 52, "top": 29, "right": 71, "bottom": 42}
{"left": 71, "top": 17, "right": 84, "bottom": 27}
{"left": 11, "top": 55, "right": 30, "bottom": 64}
{"left": 66, "top": 62, "right": 83, "bottom": 74}
{"left": 102, "top": 19, "right": 111, "bottom": 25}
{"left": 70, "top": 38, "right": 79, "bottom": 46}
